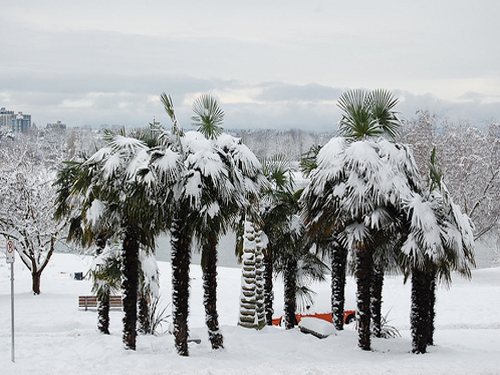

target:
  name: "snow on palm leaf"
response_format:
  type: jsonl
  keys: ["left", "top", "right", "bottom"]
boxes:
{"left": 303, "top": 138, "right": 420, "bottom": 231}
{"left": 215, "top": 133, "right": 266, "bottom": 201}
{"left": 301, "top": 135, "right": 424, "bottom": 351}
{"left": 401, "top": 148, "right": 475, "bottom": 282}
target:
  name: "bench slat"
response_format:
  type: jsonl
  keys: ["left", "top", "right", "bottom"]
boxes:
{"left": 78, "top": 295, "right": 122, "bottom": 310}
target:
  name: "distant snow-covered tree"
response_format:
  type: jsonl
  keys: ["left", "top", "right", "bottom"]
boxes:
{"left": 0, "top": 139, "right": 65, "bottom": 294}
{"left": 403, "top": 113, "right": 500, "bottom": 240}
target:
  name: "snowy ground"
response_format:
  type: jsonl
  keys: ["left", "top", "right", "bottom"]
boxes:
{"left": 1, "top": 253, "right": 500, "bottom": 375}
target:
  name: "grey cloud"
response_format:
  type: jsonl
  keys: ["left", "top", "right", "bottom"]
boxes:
{"left": 257, "top": 83, "right": 342, "bottom": 102}
{"left": 395, "top": 90, "right": 499, "bottom": 127}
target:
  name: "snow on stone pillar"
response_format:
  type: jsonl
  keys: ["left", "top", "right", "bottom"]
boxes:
{"left": 238, "top": 218, "right": 266, "bottom": 329}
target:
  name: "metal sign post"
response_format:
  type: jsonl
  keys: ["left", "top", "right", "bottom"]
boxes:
{"left": 6, "top": 240, "right": 15, "bottom": 363}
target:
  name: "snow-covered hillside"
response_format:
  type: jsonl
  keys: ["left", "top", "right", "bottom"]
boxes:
{"left": 1, "top": 253, "right": 500, "bottom": 375}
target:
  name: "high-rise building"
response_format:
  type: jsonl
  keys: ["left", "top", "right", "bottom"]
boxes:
{"left": 0, "top": 107, "right": 32, "bottom": 133}
{"left": 0, "top": 107, "right": 14, "bottom": 128}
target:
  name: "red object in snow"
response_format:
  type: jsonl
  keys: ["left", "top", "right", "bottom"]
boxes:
{"left": 272, "top": 310, "right": 356, "bottom": 326}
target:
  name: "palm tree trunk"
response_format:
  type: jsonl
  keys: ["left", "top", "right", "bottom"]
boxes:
{"left": 411, "top": 267, "right": 432, "bottom": 354}
{"left": 428, "top": 270, "right": 436, "bottom": 346}
{"left": 138, "top": 293, "right": 150, "bottom": 334}
{"left": 355, "top": 244, "right": 373, "bottom": 351}
{"left": 263, "top": 248, "right": 274, "bottom": 326}
{"left": 98, "top": 294, "right": 110, "bottom": 335}
{"left": 96, "top": 234, "right": 110, "bottom": 335}
{"left": 122, "top": 226, "right": 139, "bottom": 350}
{"left": 171, "top": 215, "right": 192, "bottom": 356}
{"left": 284, "top": 258, "right": 298, "bottom": 330}
{"left": 330, "top": 240, "right": 347, "bottom": 330}
{"left": 370, "top": 266, "right": 384, "bottom": 338}
{"left": 238, "top": 219, "right": 266, "bottom": 330}
{"left": 202, "top": 235, "right": 224, "bottom": 350}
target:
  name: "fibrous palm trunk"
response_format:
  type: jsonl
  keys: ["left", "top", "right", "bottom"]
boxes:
{"left": 263, "top": 249, "right": 274, "bottom": 326}
{"left": 428, "top": 272, "right": 436, "bottom": 346}
{"left": 370, "top": 266, "right": 384, "bottom": 338}
{"left": 122, "top": 226, "right": 139, "bottom": 350}
{"left": 138, "top": 294, "right": 150, "bottom": 334}
{"left": 238, "top": 219, "right": 266, "bottom": 330}
{"left": 283, "top": 258, "right": 298, "bottom": 330}
{"left": 202, "top": 235, "right": 224, "bottom": 350}
{"left": 330, "top": 240, "right": 347, "bottom": 330}
{"left": 95, "top": 235, "right": 110, "bottom": 335}
{"left": 355, "top": 244, "right": 373, "bottom": 351}
{"left": 171, "top": 215, "right": 192, "bottom": 356}
{"left": 98, "top": 294, "right": 110, "bottom": 335}
{"left": 411, "top": 268, "right": 433, "bottom": 354}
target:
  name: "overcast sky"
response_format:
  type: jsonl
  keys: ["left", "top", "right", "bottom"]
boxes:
{"left": 2, "top": 0, "right": 499, "bottom": 131}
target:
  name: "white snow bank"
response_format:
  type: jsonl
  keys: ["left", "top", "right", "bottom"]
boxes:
{"left": 1, "top": 253, "right": 500, "bottom": 375}
{"left": 298, "top": 317, "right": 336, "bottom": 338}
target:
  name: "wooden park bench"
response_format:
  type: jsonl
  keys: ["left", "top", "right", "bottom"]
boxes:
{"left": 78, "top": 295, "right": 123, "bottom": 311}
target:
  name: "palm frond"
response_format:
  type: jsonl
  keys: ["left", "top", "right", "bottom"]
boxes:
{"left": 160, "top": 93, "right": 182, "bottom": 135}
{"left": 337, "top": 88, "right": 401, "bottom": 140}
{"left": 300, "top": 144, "right": 322, "bottom": 177}
{"left": 369, "top": 89, "right": 401, "bottom": 140}
{"left": 191, "top": 94, "right": 224, "bottom": 140}
{"left": 261, "top": 154, "right": 294, "bottom": 194}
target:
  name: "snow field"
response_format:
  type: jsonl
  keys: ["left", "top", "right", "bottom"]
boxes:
{"left": 1, "top": 253, "right": 500, "bottom": 375}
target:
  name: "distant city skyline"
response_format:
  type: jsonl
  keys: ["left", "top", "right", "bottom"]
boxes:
{"left": 2, "top": 1, "right": 499, "bottom": 130}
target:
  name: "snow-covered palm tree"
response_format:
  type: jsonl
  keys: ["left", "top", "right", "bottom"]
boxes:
{"left": 260, "top": 154, "right": 327, "bottom": 329}
{"left": 260, "top": 154, "right": 296, "bottom": 325}
{"left": 301, "top": 145, "right": 350, "bottom": 331}
{"left": 55, "top": 159, "right": 115, "bottom": 334}
{"left": 158, "top": 93, "right": 265, "bottom": 354}
{"left": 55, "top": 129, "right": 174, "bottom": 350}
{"left": 89, "top": 243, "right": 121, "bottom": 334}
{"left": 301, "top": 89, "right": 421, "bottom": 350}
{"left": 401, "top": 149, "right": 475, "bottom": 353}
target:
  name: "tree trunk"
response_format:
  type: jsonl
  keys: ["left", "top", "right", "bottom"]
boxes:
{"left": 355, "top": 244, "right": 373, "bottom": 351}
{"left": 330, "top": 240, "right": 347, "bottom": 330}
{"left": 263, "top": 248, "right": 274, "bottom": 326}
{"left": 28, "top": 237, "right": 56, "bottom": 295}
{"left": 238, "top": 219, "right": 266, "bottom": 330}
{"left": 254, "top": 229, "right": 266, "bottom": 327}
{"left": 98, "top": 293, "right": 110, "bottom": 335}
{"left": 122, "top": 227, "right": 139, "bottom": 350}
{"left": 370, "top": 266, "right": 384, "bottom": 338}
{"left": 284, "top": 258, "right": 298, "bottom": 330}
{"left": 138, "top": 294, "right": 150, "bottom": 334}
{"left": 428, "top": 271, "right": 436, "bottom": 346}
{"left": 411, "top": 268, "right": 432, "bottom": 354}
{"left": 32, "top": 271, "right": 41, "bottom": 295}
{"left": 202, "top": 235, "right": 224, "bottom": 350}
{"left": 96, "top": 234, "right": 110, "bottom": 335}
{"left": 171, "top": 215, "right": 192, "bottom": 356}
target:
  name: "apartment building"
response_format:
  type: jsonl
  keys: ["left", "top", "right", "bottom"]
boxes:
{"left": 0, "top": 107, "right": 32, "bottom": 133}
